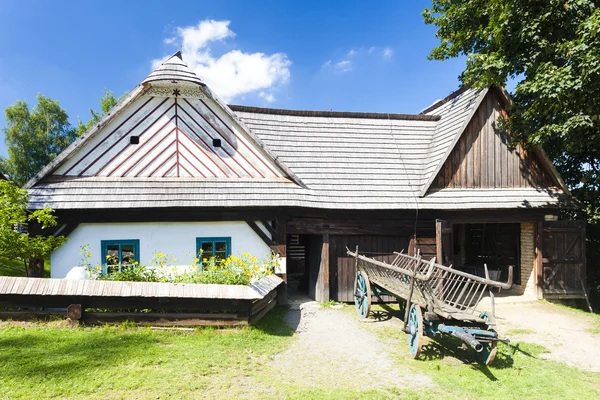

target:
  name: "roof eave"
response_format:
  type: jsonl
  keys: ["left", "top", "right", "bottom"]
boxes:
{"left": 24, "top": 84, "right": 149, "bottom": 189}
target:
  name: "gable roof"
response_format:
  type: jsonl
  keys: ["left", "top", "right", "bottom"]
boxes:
{"left": 26, "top": 55, "right": 571, "bottom": 211}
{"left": 24, "top": 52, "right": 305, "bottom": 190}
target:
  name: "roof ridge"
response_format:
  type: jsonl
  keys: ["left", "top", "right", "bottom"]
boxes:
{"left": 419, "top": 85, "right": 472, "bottom": 115}
{"left": 229, "top": 105, "right": 441, "bottom": 121}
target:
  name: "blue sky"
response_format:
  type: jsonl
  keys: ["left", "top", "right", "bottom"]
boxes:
{"left": 0, "top": 0, "right": 467, "bottom": 157}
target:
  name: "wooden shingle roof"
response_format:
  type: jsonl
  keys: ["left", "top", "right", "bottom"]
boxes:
{"left": 26, "top": 53, "right": 569, "bottom": 211}
{"left": 142, "top": 52, "right": 204, "bottom": 86}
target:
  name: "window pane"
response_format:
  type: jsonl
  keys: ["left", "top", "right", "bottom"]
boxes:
{"left": 215, "top": 241, "right": 227, "bottom": 252}
{"left": 121, "top": 244, "right": 135, "bottom": 265}
{"left": 106, "top": 245, "right": 119, "bottom": 265}
{"left": 215, "top": 251, "right": 227, "bottom": 261}
{"left": 201, "top": 242, "right": 213, "bottom": 256}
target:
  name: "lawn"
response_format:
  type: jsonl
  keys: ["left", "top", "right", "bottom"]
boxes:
{"left": 0, "top": 309, "right": 295, "bottom": 400}
{"left": 360, "top": 303, "right": 600, "bottom": 400}
{"left": 1, "top": 303, "right": 599, "bottom": 399}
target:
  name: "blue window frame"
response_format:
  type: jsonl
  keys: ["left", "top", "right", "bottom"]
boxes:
{"left": 101, "top": 239, "right": 140, "bottom": 273}
{"left": 196, "top": 237, "right": 231, "bottom": 265}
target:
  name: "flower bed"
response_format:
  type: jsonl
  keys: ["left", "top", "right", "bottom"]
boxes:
{"left": 83, "top": 249, "right": 278, "bottom": 286}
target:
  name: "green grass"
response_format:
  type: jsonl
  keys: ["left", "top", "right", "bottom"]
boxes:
{"left": 0, "top": 308, "right": 295, "bottom": 399}
{"left": 362, "top": 304, "right": 600, "bottom": 400}
{"left": 2, "top": 303, "right": 600, "bottom": 399}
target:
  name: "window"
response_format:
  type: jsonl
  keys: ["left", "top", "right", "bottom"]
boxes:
{"left": 101, "top": 239, "right": 140, "bottom": 273}
{"left": 196, "top": 237, "right": 231, "bottom": 264}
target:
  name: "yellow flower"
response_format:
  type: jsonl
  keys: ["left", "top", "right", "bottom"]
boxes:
{"left": 173, "top": 259, "right": 177, "bottom": 263}
{"left": 96, "top": 265, "right": 101, "bottom": 270}
{"left": 193, "top": 257, "right": 200, "bottom": 263}
{"left": 267, "top": 270, "right": 273, "bottom": 275}
{"left": 199, "top": 249, "right": 204, "bottom": 254}
{"left": 105, "top": 255, "right": 111, "bottom": 259}
{"left": 203, "top": 258, "right": 207, "bottom": 262}
{"left": 86, "top": 252, "right": 91, "bottom": 257}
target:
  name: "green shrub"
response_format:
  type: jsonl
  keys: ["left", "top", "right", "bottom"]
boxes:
{"left": 89, "top": 252, "right": 278, "bottom": 286}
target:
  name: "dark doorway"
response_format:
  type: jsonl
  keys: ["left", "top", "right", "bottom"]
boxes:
{"left": 286, "top": 234, "right": 310, "bottom": 294}
{"left": 453, "top": 223, "right": 521, "bottom": 284}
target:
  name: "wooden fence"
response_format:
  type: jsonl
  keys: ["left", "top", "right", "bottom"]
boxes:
{"left": 0, "top": 275, "right": 284, "bottom": 326}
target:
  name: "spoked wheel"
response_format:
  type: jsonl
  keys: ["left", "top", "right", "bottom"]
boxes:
{"left": 354, "top": 271, "right": 372, "bottom": 319}
{"left": 407, "top": 304, "right": 423, "bottom": 359}
{"left": 478, "top": 311, "right": 498, "bottom": 366}
{"left": 354, "top": 271, "right": 371, "bottom": 318}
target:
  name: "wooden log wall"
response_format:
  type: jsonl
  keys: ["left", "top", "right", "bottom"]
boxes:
{"left": 433, "top": 90, "right": 555, "bottom": 189}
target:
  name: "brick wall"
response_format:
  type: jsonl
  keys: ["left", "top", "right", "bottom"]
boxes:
{"left": 506, "top": 222, "right": 536, "bottom": 296}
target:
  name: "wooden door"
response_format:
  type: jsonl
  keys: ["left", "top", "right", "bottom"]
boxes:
{"left": 330, "top": 235, "right": 409, "bottom": 302}
{"left": 541, "top": 221, "right": 586, "bottom": 298}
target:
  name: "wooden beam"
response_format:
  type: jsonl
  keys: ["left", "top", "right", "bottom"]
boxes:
{"left": 315, "top": 234, "right": 330, "bottom": 302}
{"left": 246, "top": 221, "right": 275, "bottom": 246}
{"left": 535, "top": 222, "right": 543, "bottom": 299}
{"left": 436, "top": 220, "right": 443, "bottom": 264}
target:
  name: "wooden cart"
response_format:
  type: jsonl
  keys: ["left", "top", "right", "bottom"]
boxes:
{"left": 347, "top": 247, "right": 513, "bottom": 365}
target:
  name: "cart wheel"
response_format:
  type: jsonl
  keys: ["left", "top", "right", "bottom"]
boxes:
{"left": 478, "top": 311, "right": 498, "bottom": 366}
{"left": 354, "top": 271, "right": 372, "bottom": 319}
{"left": 407, "top": 304, "right": 423, "bottom": 359}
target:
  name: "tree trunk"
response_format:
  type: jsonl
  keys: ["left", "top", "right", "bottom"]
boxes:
{"left": 29, "top": 256, "right": 44, "bottom": 277}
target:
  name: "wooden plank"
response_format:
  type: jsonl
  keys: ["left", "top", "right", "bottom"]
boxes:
{"left": 479, "top": 102, "right": 488, "bottom": 187}
{"left": 486, "top": 95, "right": 495, "bottom": 187}
{"left": 472, "top": 104, "right": 481, "bottom": 187}
{"left": 246, "top": 220, "right": 275, "bottom": 246}
{"left": 465, "top": 118, "right": 473, "bottom": 187}
{"left": 436, "top": 220, "right": 443, "bottom": 264}
{"left": 535, "top": 222, "right": 543, "bottom": 299}
{"left": 459, "top": 130, "right": 466, "bottom": 186}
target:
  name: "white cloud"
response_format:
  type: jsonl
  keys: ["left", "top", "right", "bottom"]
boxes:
{"left": 347, "top": 49, "right": 357, "bottom": 57}
{"left": 383, "top": 47, "right": 393, "bottom": 59}
{"left": 259, "top": 91, "right": 276, "bottom": 103}
{"left": 368, "top": 46, "right": 376, "bottom": 54}
{"left": 335, "top": 60, "right": 352, "bottom": 72}
{"left": 154, "top": 20, "right": 291, "bottom": 102}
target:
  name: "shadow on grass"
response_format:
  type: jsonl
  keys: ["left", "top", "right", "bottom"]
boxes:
{"left": 252, "top": 306, "right": 296, "bottom": 337}
{"left": 0, "top": 328, "right": 157, "bottom": 384}
{"left": 370, "top": 302, "right": 404, "bottom": 322}
{"left": 418, "top": 336, "right": 540, "bottom": 380}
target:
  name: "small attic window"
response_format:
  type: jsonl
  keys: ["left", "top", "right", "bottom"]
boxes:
{"left": 130, "top": 136, "right": 140, "bottom": 145}
{"left": 212, "top": 138, "right": 222, "bottom": 147}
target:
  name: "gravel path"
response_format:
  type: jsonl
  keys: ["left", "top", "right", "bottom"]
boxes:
{"left": 271, "top": 300, "right": 431, "bottom": 390}
{"left": 488, "top": 301, "right": 600, "bottom": 372}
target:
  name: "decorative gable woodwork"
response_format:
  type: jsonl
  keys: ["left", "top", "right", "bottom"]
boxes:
{"left": 55, "top": 89, "right": 286, "bottom": 179}
{"left": 432, "top": 90, "right": 556, "bottom": 189}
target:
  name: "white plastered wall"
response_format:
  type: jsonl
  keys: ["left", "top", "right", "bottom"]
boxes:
{"left": 51, "top": 221, "right": 271, "bottom": 278}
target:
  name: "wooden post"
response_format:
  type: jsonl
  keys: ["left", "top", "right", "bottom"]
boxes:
{"left": 269, "top": 216, "right": 288, "bottom": 304}
{"left": 535, "top": 222, "right": 544, "bottom": 299}
{"left": 315, "top": 234, "right": 330, "bottom": 302}
{"left": 67, "top": 304, "right": 82, "bottom": 320}
{"left": 436, "top": 220, "right": 443, "bottom": 264}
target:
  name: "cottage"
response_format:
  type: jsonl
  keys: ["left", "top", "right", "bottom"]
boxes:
{"left": 26, "top": 52, "right": 585, "bottom": 302}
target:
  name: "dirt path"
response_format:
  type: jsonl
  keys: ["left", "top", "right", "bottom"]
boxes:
{"left": 271, "top": 300, "right": 432, "bottom": 390}
{"left": 483, "top": 300, "right": 600, "bottom": 372}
